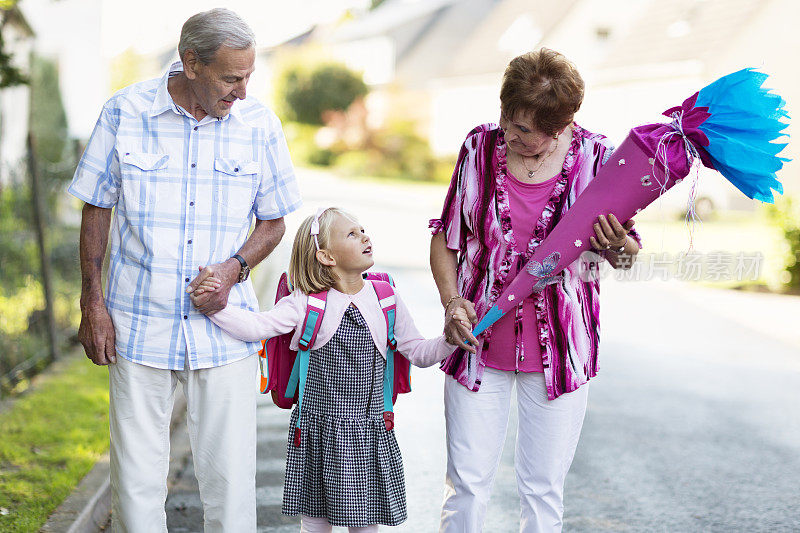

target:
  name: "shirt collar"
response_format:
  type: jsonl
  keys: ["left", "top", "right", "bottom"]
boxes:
{"left": 149, "top": 61, "right": 244, "bottom": 123}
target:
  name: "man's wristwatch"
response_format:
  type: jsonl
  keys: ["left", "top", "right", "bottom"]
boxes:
{"left": 232, "top": 254, "right": 250, "bottom": 283}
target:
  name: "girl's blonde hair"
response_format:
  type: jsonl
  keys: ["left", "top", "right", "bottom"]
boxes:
{"left": 289, "top": 207, "right": 356, "bottom": 294}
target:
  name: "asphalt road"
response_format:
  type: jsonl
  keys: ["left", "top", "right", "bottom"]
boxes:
{"left": 164, "top": 168, "right": 800, "bottom": 532}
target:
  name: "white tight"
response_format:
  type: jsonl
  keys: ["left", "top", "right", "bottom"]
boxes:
{"left": 300, "top": 516, "right": 378, "bottom": 533}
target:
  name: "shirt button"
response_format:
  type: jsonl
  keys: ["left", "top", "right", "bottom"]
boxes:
{"left": 193, "top": 126, "right": 198, "bottom": 131}
{"left": 520, "top": 356, "right": 525, "bottom": 362}
{"left": 234, "top": 167, "right": 239, "bottom": 172}
{"left": 188, "top": 239, "right": 192, "bottom": 244}
{"left": 185, "top": 277, "right": 189, "bottom": 282}
{"left": 189, "top": 201, "right": 194, "bottom": 206}
{"left": 183, "top": 315, "right": 188, "bottom": 320}
{"left": 191, "top": 163, "right": 196, "bottom": 168}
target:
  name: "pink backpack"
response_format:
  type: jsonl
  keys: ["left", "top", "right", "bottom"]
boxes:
{"left": 257, "top": 272, "right": 412, "bottom": 446}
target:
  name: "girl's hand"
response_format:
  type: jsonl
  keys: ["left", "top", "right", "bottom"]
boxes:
{"left": 444, "top": 297, "right": 478, "bottom": 354}
{"left": 590, "top": 214, "right": 635, "bottom": 251}
{"left": 186, "top": 262, "right": 239, "bottom": 315}
{"left": 193, "top": 276, "right": 222, "bottom": 296}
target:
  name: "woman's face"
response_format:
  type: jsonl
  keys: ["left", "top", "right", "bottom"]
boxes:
{"left": 499, "top": 112, "right": 557, "bottom": 157}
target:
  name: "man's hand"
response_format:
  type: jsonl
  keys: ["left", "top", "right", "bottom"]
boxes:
{"left": 78, "top": 303, "right": 117, "bottom": 365}
{"left": 186, "top": 259, "right": 240, "bottom": 315}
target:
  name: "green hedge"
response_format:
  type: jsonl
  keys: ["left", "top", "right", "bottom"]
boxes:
{"left": 766, "top": 198, "right": 800, "bottom": 291}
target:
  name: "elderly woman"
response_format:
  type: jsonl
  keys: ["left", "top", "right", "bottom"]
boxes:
{"left": 430, "top": 48, "right": 641, "bottom": 532}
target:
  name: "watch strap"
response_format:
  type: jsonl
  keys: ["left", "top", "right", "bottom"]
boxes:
{"left": 233, "top": 254, "right": 249, "bottom": 282}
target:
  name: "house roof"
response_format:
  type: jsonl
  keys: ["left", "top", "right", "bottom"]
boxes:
{"left": 319, "top": 0, "right": 582, "bottom": 88}
{"left": 393, "top": 0, "right": 498, "bottom": 87}
{"left": 331, "top": 0, "right": 459, "bottom": 43}
{"left": 445, "top": 0, "right": 578, "bottom": 78}
{"left": 601, "top": 0, "right": 768, "bottom": 70}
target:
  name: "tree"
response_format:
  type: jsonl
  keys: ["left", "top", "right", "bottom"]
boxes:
{"left": 30, "top": 55, "right": 68, "bottom": 164}
{"left": 276, "top": 61, "right": 368, "bottom": 125}
{"left": 0, "top": 3, "right": 30, "bottom": 88}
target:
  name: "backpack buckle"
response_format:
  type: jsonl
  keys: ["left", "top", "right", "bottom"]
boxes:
{"left": 383, "top": 411, "right": 394, "bottom": 431}
{"left": 387, "top": 337, "right": 397, "bottom": 351}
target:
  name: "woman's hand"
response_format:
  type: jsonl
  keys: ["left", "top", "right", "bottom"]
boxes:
{"left": 443, "top": 297, "right": 478, "bottom": 354}
{"left": 589, "top": 214, "right": 635, "bottom": 252}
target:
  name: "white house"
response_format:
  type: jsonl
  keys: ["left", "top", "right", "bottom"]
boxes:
{"left": 324, "top": 0, "right": 797, "bottom": 207}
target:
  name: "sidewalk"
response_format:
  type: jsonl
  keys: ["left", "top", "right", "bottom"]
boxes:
{"left": 165, "top": 393, "right": 299, "bottom": 532}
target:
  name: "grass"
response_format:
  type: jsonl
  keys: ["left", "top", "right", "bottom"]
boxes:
{"left": 0, "top": 353, "right": 109, "bottom": 532}
{"left": 632, "top": 208, "right": 789, "bottom": 290}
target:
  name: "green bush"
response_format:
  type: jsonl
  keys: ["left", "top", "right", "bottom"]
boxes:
{"left": 282, "top": 121, "right": 339, "bottom": 167}
{"left": 0, "top": 187, "right": 38, "bottom": 293}
{"left": 284, "top": 119, "right": 456, "bottom": 183}
{"left": 331, "top": 121, "right": 446, "bottom": 181}
{"left": 766, "top": 197, "right": 800, "bottom": 291}
{"left": 276, "top": 62, "right": 367, "bottom": 125}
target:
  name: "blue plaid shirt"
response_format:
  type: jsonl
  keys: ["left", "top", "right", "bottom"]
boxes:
{"left": 69, "top": 62, "right": 302, "bottom": 370}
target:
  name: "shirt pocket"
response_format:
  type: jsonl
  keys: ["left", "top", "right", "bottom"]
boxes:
{"left": 120, "top": 151, "right": 170, "bottom": 208}
{"left": 213, "top": 158, "right": 259, "bottom": 216}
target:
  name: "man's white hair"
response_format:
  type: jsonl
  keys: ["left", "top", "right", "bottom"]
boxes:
{"left": 178, "top": 8, "right": 256, "bottom": 64}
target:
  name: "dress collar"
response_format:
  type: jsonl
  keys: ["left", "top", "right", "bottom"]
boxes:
{"left": 328, "top": 279, "right": 374, "bottom": 302}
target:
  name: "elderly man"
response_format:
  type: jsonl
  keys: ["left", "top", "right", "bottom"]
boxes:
{"left": 69, "top": 9, "right": 301, "bottom": 532}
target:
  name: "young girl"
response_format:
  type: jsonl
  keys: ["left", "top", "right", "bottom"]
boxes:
{"left": 191, "top": 207, "right": 474, "bottom": 532}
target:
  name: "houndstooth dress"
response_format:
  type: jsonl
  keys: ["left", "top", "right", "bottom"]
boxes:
{"left": 282, "top": 305, "right": 407, "bottom": 527}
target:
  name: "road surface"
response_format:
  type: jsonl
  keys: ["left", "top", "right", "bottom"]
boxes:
{"left": 165, "top": 168, "right": 800, "bottom": 532}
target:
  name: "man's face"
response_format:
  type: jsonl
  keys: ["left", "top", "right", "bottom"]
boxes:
{"left": 185, "top": 46, "right": 255, "bottom": 118}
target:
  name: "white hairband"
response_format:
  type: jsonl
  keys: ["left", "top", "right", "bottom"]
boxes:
{"left": 310, "top": 207, "right": 328, "bottom": 250}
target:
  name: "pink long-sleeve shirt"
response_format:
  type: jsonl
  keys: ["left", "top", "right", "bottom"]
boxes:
{"left": 209, "top": 281, "right": 457, "bottom": 368}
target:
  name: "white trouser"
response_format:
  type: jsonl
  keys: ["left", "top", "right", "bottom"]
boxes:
{"left": 109, "top": 354, "right": 258, "bottom": 533}
{"left": 300, "top": 515, "right": 379, "bottom": 532}
{"left": 440, "top": 368, "right": 589, "bottom": 533}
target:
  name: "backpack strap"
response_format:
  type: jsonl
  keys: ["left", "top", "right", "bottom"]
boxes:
{"left": 288, "top": 290, "right": 328, "bottom": 447}
{"left": 371, "top": 280, "right": 398, "bottom": 431}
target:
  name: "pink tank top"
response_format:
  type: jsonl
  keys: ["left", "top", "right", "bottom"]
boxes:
{"left": 483, "top": 172, "right": 559, "bottom": 373}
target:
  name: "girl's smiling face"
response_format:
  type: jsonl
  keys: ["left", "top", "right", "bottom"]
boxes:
{"left": 321, "top": 213, "right": 374, "bottom": 273}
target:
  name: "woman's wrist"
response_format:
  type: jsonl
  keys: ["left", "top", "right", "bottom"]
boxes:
{"left": 443, "top": 295, "right": 461, "bottom": 310}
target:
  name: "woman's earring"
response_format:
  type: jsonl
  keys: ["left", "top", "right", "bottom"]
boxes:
{"left": 553, "top": 132, "right": 559, "bottom": 139}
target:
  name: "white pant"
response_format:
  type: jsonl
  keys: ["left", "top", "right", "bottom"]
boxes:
{"left": 109, "top": 354, "right": 258, "bottom": 533}
{"left": 440, "top": 368, "right": 589, "bottom": 533}
{"left": 300, "top": 516, "right": 378, "bottom": 532}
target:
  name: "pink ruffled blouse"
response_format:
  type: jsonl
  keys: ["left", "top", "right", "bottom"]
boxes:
{"left": 430, "top": 123, "right": 642, "bottom": 400}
